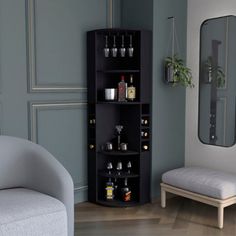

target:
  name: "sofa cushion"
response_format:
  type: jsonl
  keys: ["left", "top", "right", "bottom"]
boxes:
{"left": 0, "top": 188, "right": 67, "bottom": 236}
{"left": 162, "top": 167, "right": 236, "bottom": 199}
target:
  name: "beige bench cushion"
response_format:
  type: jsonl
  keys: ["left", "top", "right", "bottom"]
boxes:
{"left": 162, "top": 167, "right": 236, "bottom": 199}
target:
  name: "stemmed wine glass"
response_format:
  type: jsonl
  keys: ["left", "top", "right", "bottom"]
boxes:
{"left": 104, "top": 35, "right": 110, "bottom": 57}
{"left": 111, "top": 35, "right": 118, "bottom": 57}
{"left": 120, "top": 35, "right": 126, "bottom": 57}
{"left": 116, "top": 162, "right": 122, "bottom": 175}
{"left": 107, "top": 162, "right": 113, "bottom": 175}
{"left": 115, "top": 125, "right": 123, "bottom": 150}
{"left": 127, "top": 161, "right": 132, "bottom": 174}
{"left": 128, "top": 35, "right": 134, "bottom": 57}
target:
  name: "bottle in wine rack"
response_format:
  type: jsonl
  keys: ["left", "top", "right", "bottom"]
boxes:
{"left": 141, "top": 118, "right": 149, "bottom": 126}
{"left": 141, "top": 131, "right": 149, "bottom": 138}
{"left": 142, "top": 144, "right": 149, "bottom": 151}
{"left": 89, "top": 144, "right": 95, "bottom": 150}
{"left": 89, "top": 119, "right": 96, "bottom": 125}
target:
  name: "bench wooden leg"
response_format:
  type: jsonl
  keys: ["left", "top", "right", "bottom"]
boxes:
{"left": 218, "top": 205, "right": 224, "bottom": 229}
{"left": 161, "top": 187, "right": 166, "bottom": 208}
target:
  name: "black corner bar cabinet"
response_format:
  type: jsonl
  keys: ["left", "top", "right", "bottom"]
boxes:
{"left": 87, "top": 29, "right": 152, "bottom": 207}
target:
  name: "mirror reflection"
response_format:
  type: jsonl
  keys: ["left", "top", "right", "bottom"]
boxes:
{"left": 199, "top": 15, "right": 236, "bottom": 147}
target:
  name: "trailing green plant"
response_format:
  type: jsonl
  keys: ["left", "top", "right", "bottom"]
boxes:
{"left": 165, "top": 54, "right": 194, "bottom": 88}
{"left": 204, "top": 56, "right": 225, "bottom": 88}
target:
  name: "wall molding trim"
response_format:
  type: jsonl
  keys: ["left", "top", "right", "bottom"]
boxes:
{"left": 29, "top": 101, "right": 88, "bottom": 193}
{"left": 25, "top": 0, "right": 87, "bottom": 93}
{"left": 74, "top": 184, "right": 88, "bottom": 192}
{"left": 29, "top": 101, "right": 87, "bottom": 142}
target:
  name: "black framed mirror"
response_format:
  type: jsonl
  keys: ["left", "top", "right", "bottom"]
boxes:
{"left": 199, "top": 15, "right": 236, "bottom": 147}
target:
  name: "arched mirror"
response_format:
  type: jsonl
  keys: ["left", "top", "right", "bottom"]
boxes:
{"left": 199, "top": 15, "right": 236, "bottom": 147}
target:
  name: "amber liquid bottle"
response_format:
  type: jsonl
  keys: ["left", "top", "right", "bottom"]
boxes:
{"left": 120, "top": 178, "right": 131, "bottom": 202}
{"left": 127, "top": 75, "right": 136, "bottom": 101}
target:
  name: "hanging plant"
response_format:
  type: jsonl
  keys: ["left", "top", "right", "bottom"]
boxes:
{"left": 164, "top": 54, "right": 194, "bottom": 88}
{"left": 204, "top": 56, "right": 225, "bottom": 88}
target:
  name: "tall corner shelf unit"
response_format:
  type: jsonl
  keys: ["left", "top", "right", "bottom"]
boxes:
{"left": 87, "top": 29, "right": 152, "bottom": 207}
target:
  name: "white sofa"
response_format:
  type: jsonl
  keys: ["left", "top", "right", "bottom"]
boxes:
{"left": 0, "top": 136, "right": 74, "bottom": 236}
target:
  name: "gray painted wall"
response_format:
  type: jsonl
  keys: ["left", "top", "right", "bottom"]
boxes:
{"left": 0, "top": 0, "right": 114, "bottom": 203}
{"left": 0, "top": 0, "right": 187, "bottom": 203}
{"left": 121, "top": 0, "right": 153, "bottom": 30}
{"left": 186, "top": 0, "right": 236, "bottom": 173}
{"left": 122, "top": 0, "right": 187, "bottom": 198}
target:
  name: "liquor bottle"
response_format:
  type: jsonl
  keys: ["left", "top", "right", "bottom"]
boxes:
{"left": 127, "top": 75, "right": 136, "bottom": 101}
{"left": 120, "top": 178, "right": 131, "bottom": 202}
{"left": 118, "top": 75, "right": 127, "bottom": 102}
{"left": 141, "top": 118, "right": 148, "bottom": 125}
{"left": 105, "top": 178, "right": 114, "bottom": 201}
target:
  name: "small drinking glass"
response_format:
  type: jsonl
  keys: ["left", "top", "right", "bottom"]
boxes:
{"left": 111, "top": 35, "right": 118, "bottom": 57}
{"left": 104, "top": 35, "right": 110, "bottom": 58}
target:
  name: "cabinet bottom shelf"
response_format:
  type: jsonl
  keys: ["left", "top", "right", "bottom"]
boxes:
{"left": 97, "top": 199, "right": 139, "bottom": 207}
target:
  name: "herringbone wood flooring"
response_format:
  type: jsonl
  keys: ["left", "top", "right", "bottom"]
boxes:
{"left": 75, "top": 197, "right": 236, "bottom": 236}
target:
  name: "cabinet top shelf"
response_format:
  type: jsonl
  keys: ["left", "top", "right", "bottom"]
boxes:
{"left": 97, "top": 70, "right": 140, "bottom": 74}
{"left": 98, "top": 150, "right": 139, "bottom": 156}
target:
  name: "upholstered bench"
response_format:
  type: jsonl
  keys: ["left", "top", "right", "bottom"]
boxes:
{"left": 161, "top": 167, "right": 236, "bottom": 229}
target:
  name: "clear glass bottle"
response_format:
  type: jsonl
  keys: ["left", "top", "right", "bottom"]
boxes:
{"left": 118, "top": 75, "right": 127, "bottom": 102}
{"left": 127, "top": 75, "right": 136, "bottom": 101}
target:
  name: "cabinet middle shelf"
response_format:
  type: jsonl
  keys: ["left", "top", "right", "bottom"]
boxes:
{"left": 98, "top": 170, "right": 139, "bottom": 179}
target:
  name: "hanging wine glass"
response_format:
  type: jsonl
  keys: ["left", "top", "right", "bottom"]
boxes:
{"left": 120, "top": 35, "right": 126, "bottom": 57}
{"left": 111, "top": 35, "right": 118, "bottom": 57}
{"left": 128, "top": 35, "right": 134, "bottom": 57}
{"left": 104, "top": 35, "right": 110, "bottom": 58}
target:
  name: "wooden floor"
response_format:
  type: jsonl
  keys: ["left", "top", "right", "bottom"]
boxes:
{"left": 75, "top": 197, "right": 236, "bottom": 236}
